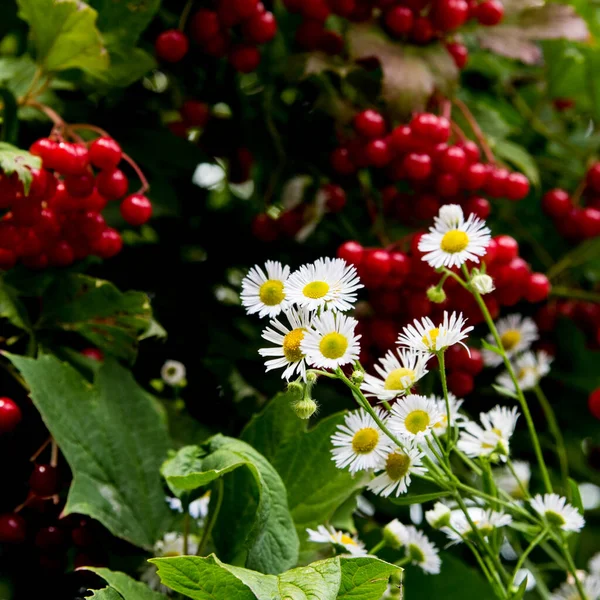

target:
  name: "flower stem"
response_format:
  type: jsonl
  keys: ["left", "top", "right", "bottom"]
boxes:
{"left": 183, "top": 511, "right": 190, "bottom": 555}
{"left": 506, "top": 459, "right": 530, "bottom": 500}
{"left": 369, "top": 539, "right": 385, "bottom": 554}
{"left": 561, "top": 541, "right": 589, "bottom": 600}
{"left": 436, "top": 350, "right": 452, "bottom": 450}
{"left": 511, "top": 528, "right": 547, "bottom": 589}
{"left": 197, "top": 479, "right": 224, "bottom": 556}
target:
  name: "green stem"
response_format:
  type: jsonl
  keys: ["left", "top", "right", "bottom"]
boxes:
{"left": 463, "top": 265, "right": 553, "bottom": 494}
{"left": 369, "top": 540, "right": 385, "bottom": 554}
{"left": 437, "top": 350, "right": 452, "bottom": 450}
{"left": 506, "top": 458, "right": 530, "bottom": 500}
{"left": 197, "top": 479, "right": 224, "bottom": 556}
{"left": 464, "top": 537, "right": 505, "bottom": 599}
{"left": 533, "top": 385, "right": 569, "bottom": 492}
{"left": 511, "top": 529, "right": 548, "bottom": 589}
{"left": 561, "top": 541, "right": 589, "bottom": 600}
{"left": 454, "top": 448, "right": 483, "bottom": 476}
{"left": 395, "top": 556, "right": 411, "bottom": 567}
{"left": 182, "top": 511, "right": 190, "bottom": 555}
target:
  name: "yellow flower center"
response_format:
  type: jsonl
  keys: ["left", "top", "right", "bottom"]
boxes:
{"left": 259, "top": 279, "right": 285, "bottom": 306}
{"left": 518, "top": 367, "right": 535, "bottom": 380}
{"left": 545, "top": 510, "right": 566, "bottom": 527}
{"left": 352, "top": 427, "right": 379, "bottom": 454}
{"left": 433, "top": 414, "right": 448, "bottom": 429}
{"left": 384, "top": 368, "right": 416, "bottom": 391}
{"left": 500, "top": 329, "right": 521, "bottom": 351}
{"left": 319, "top": 332, "right": 348, "bottom": 359}
{"left": 440, "top": 230, "right": 470, "bottom": 253}
{"left": 340, "top": 534, "right": 357, "bottom": 546}
{"left": 282, "top": 328, "right": 305, "bottom": 362}
{"left": 421, "top": 328, "right": 440, "bottom": 350}
{"left": 303, "top": 281, "right": 330, "bottom": 299}
{"left": 405, "top": 410, "right": 430, "bottom": 435}
{"left": 408, "top": 543, "right": 425, "bottom": 564}
{"left": 385, "top": 451, "right": 411, "bottom": 481}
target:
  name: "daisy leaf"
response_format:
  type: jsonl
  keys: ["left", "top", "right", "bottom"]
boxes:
{"left": 492, "top": 384, "right": 519, "bottom": 401}
{"left": 83, "top": 568, "right": 167, "bottom": 600}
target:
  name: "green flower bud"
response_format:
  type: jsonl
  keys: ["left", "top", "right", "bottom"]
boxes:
{"left": 350, "top": 370, "right": 364, "bottom": 385}
{"left": 292, "top": 398, "right": 318, "bottom": 420}
{"left": 427, "top": 286, "right": 447, "bottom": 304}
{"left": 287, "top": 381, "right": 304, "bottom": 401}
{"left": 471, "top": 273, "right": 495, "bottom": 295}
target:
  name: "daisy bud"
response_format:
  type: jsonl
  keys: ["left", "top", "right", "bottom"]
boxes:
{"left": 287, "top": 380, "right": 304, "bottom": 401}
{"left": 306, "top": 371, "right": 318, "bottom": 384}
{"left": 161, "top": 360, "right": 186, "bottom": 386}
{"left": 471, "top": 273, "right": 495, "bottom": 295}
{"left": 292, "top": 397, "right": 318, "bottom": 420}
{"left": 425, "top": 502, "right": 451, "bottom": 529}
{"left": 351, "top": 369, "right": 365, "bottom": 385}
{"left": 427, "top": 286, "right": 446, "bottom": 304}
{"left": 383, "top": 519, "right": 407, "bottom": 549}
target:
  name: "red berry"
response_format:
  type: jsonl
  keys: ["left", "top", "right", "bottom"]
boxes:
{"left": 48, "top": 142, "right": 88, "bottom": 175}
{"left": 0, "top": 397, "right": 21, "bottom": 433}
{"left": 81, "top": 347, "right": 104, "bottom": 362}
{"left": 446, "top": 41, "right": 468, "bottom": 69}
{"left": 464, "top": 196, "right": 491, "bottom": 219}
{"left": 525, "top": 273, "right": 551, "bottom": 303}
{"left": 65, "top": 173, "right": 95, "bottom": 198}
{"left": 414, "top": 194, "right": 440, "bottom": 220}
{"left": 252, "top": 213, "right": 278, "bottom": 242}
{"left": 190, "top": 10, "right": 220, "bottom": 44}
{"left": 329, "top": 0, "right": 356, "bottom": 16}
{"left": 302, "top": 0, "right": 331, "bottom": 21}
{"left": 30, "top": 138, "right": 58, "bottom": 164}
{"left": 204, "top": 30, "right": 231, "bottom": 57}
{"left": 155, "top": 29, "right": 189, "bottom": 62}
{"left": 542, "top": 188, "right": 571, "bottom": 218}
{"left": 464, "top": 348, "right": 484, "bottom": 375}
{"left": 35, "top": 526, "right": 66, "bottom": 550}
{"left": 229, "top": 147, "right": 254, "bottom": 183}
{"left": 403, "top": 153, "right": 432, "bottom": 179}
{"left": 412, "top": 17, "right": 434, "bottom": 43}
{"left": 365, "top": 138, "right": 392, "bottom": 167}
{"left": 433, "top": 117, "right": 451, "bottom": 144}
{"left": 458, "top": 141, "right": 480, "bottom": 164}
{"left": 0, "top": 248, "right": 17, "bottom": 270}
{"left": 120, "top": 194, "right": 152, "bottom": 226}
{"left": 476, "top": 0, "right": 504, "bottom": 26}
{"left": 81, "top": 189, "right": 108, "bottom": 213}
{"left": 363, "top": 249, "right": 392, "bottom": 278}
{"left": 48, "top": 241, "right": 75, "bottom": 267}
{"left": 579, "top": 207, "right": 600, "bottom": 238}
{"left": 410, "top": 113, "right": 438, "bottom": 140}
{"left": 96, "top": 168, "right": 128, "bottom": 200}
{"left": 243, "top": 11, "right": 277, "bottom": 43}
{"left": 29, "top": 464, "right": 59, "bottom": 497}
{"left": 448, "top": 370, "right": 474, "bottom": 396}
{"left": 589, "top": 388, "right": 600, "bottom": 420}
{"left": 462, "top": 162, "right": 488, "bottom": 190}
{"left": 505, "top": 172, "right": 530, "bottom": 200}
{"left": 0, "top": 514, "right": 26, "bottom": 543}
{"left": 354, "top": 110, "right": 386, "bottom": 139}
{"left": 330, "top": 147, "right": 356, "bottom": 175}
{"left": 318, "top": 30, "right": 344, "bottom": 55}
{"left": 485, "top": 167, "right": 509, "bottom": 197}
{"left": 295, "top": 19, "right": 325, "bottom": 50}
{"left": 321, "top": 184, "right": 346, "bottom": 212}
{"left": 389, "top": 250, "right": 409, "bottom": 279}
{"left": 494, "top": 235, "right": 518, "bottom": 264}
{"left": 180, "top": 101, "right": 210, "bottom": 128}
{"left": 28, "top": 168, "right": 50, "bottom": 199}
{"left": 496, "top": 256, "right": 530, "bottom": 288}
{"left": 89, "top": 137, "right": 122, "bottom": 170}
{"left": 436, "top": 173, "right": 460, "bottom": 197}
{"left": 433, "top": 0, "right": 469, "bottom": 31}
{"left": 229, "top": 44, "right": 261, "bottom": 72}
{"left": 385, "top": 6, "right": 414, "bottom": 36}
{"left": 338, "top": 241, "right": 364, "bottom": 265}
{"left": 438, "top": 145, "right": 467, "bottom": 174}
{"left": 92, "top": 228, "right": 123, "bottom": 258}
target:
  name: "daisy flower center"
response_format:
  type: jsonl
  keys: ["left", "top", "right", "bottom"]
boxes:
{"left": 303, "top": 280, "right": 330, "bottom": 299}
{"left": 384, "top": 368, "right": 416, "bottom": 391}
{"left": 440, "top": 230, "right": 470, "bottom": 253}
{"left": 544, "top": 510, "right": 566, "bottom": 527}
{"left": 500, "top": 329, "right": 521, "bottom": 351}
{"left": 259, "top": 280, "right": 285, "bottom": 306}
{"left": 319, "top": 332, "right": 348, "bottom": 359}
{"left": 421, "top": 328, "right": 440, "bottom": 349}
{"left": 282, "top": 328, "right": 306, "bottom": 362}
{"left": 518, "top": 367, "right": 534, "bottom": 380}
{"left": 351, "top": 427, "right": 379, "bottom": 453}
{"left": 408, "top": 543, "right": 425, "bottom": 564}
{"left": 385, "top": 451, "right": 411, "bottom": 481}
{"left": 340, "top": 534, "right": 357, "bottom": 545}
{"left": 405, "top": 410, "right": 430, "bottom": 434}
{"left": 165, "top": 366, "right": 177, "bottom": 377}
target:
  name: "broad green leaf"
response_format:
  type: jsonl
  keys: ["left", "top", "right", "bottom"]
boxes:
{"left": 87, "top": 47, "right": 156, "bottom": 88}
{"left": 7, "top": 354, "right": 171, "bottom": 550}
{"left": 163, "top": 435, "right": 299, "bottom": 575}
{"left": 85, "top": 568, "right": 167, "bottom": 600}
{"left": 0, "top": 280, "right": 30, "bottom": 330}
{"left": 139, "top": 318, "right": 167, "bottom": 341}
{"left": 89, "top": 589, "right": 123, "bottom": 600}
{"left": 492, "top": 384, "right": 519, "bottom": 401}
{"left": 0, "top": 142, "right": 41, "bottom": 194}
{"left": 493, "top": 139, "right": 540, "bottom": 188}
{"left": 242, "top": 393, "right": 368, "bottom": 537}
{"left": 38, "top": 274, "right": 152, "bottom": 362}
{"left": 389, "top": 491, "right": 452, "bottom": 506}
{"left": 151, "top": 554, "right": 400, "bottom": 600}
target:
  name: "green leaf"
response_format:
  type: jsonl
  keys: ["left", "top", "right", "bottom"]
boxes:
{"left": 481, "top": 339, "right": 503, "bottom": 356}
{"left": 389, "top": 491, "right": 452, "bottom": 506}
{"left": 84, "top": 568, "right": 168, "bottom": 600}
{"left": 492, "top": 384, "right": 519, "bottom": 401}
{"left": 7, "top": 354, "right": 171, "bottom": 550}
{"left": 150, "top": 554, "right": 400, "bottom": 600}
{"left": 87, "top": 47, "right": 156, "bottom": 88}
{"left": 509, "top": 577, "right": 528, "bottom": 600}
{"left": 17, "top": 0, "right": 109, "bottom": 74}
{"left": 242, "top": 393, "right": 368, "bottom": 537}
{"left": 0, "top": 280, "right": 30, "bottom": 330}
{"left": 38, "top": 274, "right": 152, "bottom": 362}
{"left": 0, "top": 141, "right": 41, "bottom": 194}
{"left": 568, "top": 478, "right": 584, "bottom": 514}
{"left": 139, "top": 318, "right": 167, "bottom": 341}
{"left": 493, "top": 139, "right": 540, "bottom": 188}
{"left": 89, "top": 589, "right": 123, "bottom": 600}
{"left": 163, "top": 435, "right": 299, "bottom": 574}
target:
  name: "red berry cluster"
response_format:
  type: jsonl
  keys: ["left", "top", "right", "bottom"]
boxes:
{"left": 542, "top": 163, "right": 600, "bottom": 241}
{"left": 168, "top": 100, "right": 211, "bottom": 138}
{"left": 337, "top": 233, "right": 550, "bottom": 394}
{"left": 156, "top": 0, "right": 278, "bottom": 73}
{"left": 445, "top": 343, "right": 484, "bottom": 396}
{"left": 330, "top": 110, "right": 530, "bottom": 224}
{"left": 0, "top": 136, "right": 152, "bottom": 270}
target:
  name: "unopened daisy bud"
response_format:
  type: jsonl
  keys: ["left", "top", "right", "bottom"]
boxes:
{"left": 383, "top": 519, "right": 408, "bottom": 549}
{"left": 287, "top": 380, "right": 304, "bottom": 401}
{"left": 471, "top": 273, "right": 495, "bottom": 295}
{"left": 306, "top": 371, "right": 318, "bottom": 384}
{"left": 427, "top": 286, "right": 446, "bottom": 304}
{"left": 351, "top": 369, "right": 365, "bottom": 385}
{"left": 292, "top": 397, "right": 318, "bottom": 419}
{"left": 425, "top": 502, "right": 451, "bottom": 529}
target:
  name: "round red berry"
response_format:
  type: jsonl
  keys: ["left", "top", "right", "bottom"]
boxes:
{"left": 251, "top": 213, "right": 278, "bottom": 242}
{"left": 65, "top": 173, "right": 95, "bottom": 198}
{"left": 92, "top": 228, "right": 123, "bottom": 258}
{"left": 190, "top": 10, "right": 221, "bottom": 44}
{"left": 494, "top": 235, "right": 518, "bottom": 264}
{"left": 330, "top": 147, "right": 356, "bottom": 175}
{"left": 446, "top": 41, "right": 468, "bottom": 69}
{"left": 462, "top": 162, "right": 488, "bottom": 190}
{"left": 363, "top": 249, "right": 392, "bottom": 278}
{"left": 365, "top": 138, "right": 392, "bottom": 167}
{"left": 505, "top": 172, "right": 530, "bottom": 200}
{"left": 385, "top": 6, "right": 414, "bottom": 36}
{"left": 155, "top": 29, "right": 189, "bottom": 62}
{"left": 412, "top": 17, "right": 434, "bottom": 43}
{"left": 0, "top": 397, "right": 21, "bottom": 434}
{"left": 302, "top": 0, "right": 331, "bottom": 21}
{"left": 542, "top": 188, "right": 571, "bottom": 218}
{"left": 485, "top": 167, "right": 509, "bottom": 197}
{"left": 29, "top": 464, "right": 59, "bottom": 497}
{"left": 0, "top": 514, "right": 26, "bottom": 543}
{"left": 89, "top": 137, "right": 122, "bottom": 170}
{"left": 338, "top": 241, "right": 364, "bottom": 265}
{"left": 229, "top": 44, "right": 261, "bottom": 72}
{"left": 48, "top": 241, "right": 75, "bottom": 267}
{"left": 448, "top": 370, "right": 474, "bottom": 396}
{"left": 433, "top": 0, "right": 469, "bottom": 31}
{"left": 120, "top": 194, "right": 152, "bottom": 226}
{"left": 243, "top": 11, "right": 277, "bottom": 43}
{"left": 476, "top": 0, "right": 504, "bottom": 25}
{"left": 180, "top": 101, "right": 210, "bottom": 128}
{"left": 579, "top": 207, "right": 600, "bottom": 238}
{"left": 465, "top": 196, "right": 491, "bottom": 219}
{"left": 403, "top": 153, "right": 432, "bottom": 179}
{"left": 35, "top": 525, "right": 65, "bottom": 550}
{"left": 96, "top": 168, "right": 128, "bottom": 200}
{"left": 354, "top": 110, "right": 386, "bottom": 139}
{"left": 525, "top": 273, "right": 551, "bottom": 303}
{"left": 438, "top": 145, "right": 467, "bottom": 174}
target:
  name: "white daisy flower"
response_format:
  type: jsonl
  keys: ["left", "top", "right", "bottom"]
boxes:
{"left": 306, "top": 524, "right": 367, "bottom": 556}
{"left": 550, "top": 574, "right": 600, "bottom": 600}
{"left": 397, "top": 311, "right": 473, "bottom": 354}
{"left": 443, "top": 507, "right": 512, "bottom": 544}
{"left": 425, "top": 502, "right": 452, "bottom": 529}
{"left": 418, "top": 204, "right": 491, "bottom": 269}
{"left": 384, "top": 521, "right": 441, "bottom": 574}
{"left": 331, "top": 408, "right": 393, "bottom": 473}
{"left": 361, "top": 348, "right": 431, "bottom": 402}
{"left": 258, "top": 307, "right": 313, "bottom": 381}
{"left": 388, "top": 394, "right": 443, "bottom": 442}
{"left": 430, "top": 392, "right": 465, "bottom": 436}
{"left": 240, "top": 260, "right": 290, "bottom": 318}
{"left": 483, "top": 314, "right": 539, "bottom": 367}
{"left": 368, "top": 446, "right": 426, "bottom": 497}
{"left": 496, "top": 350, "right": 553, "bottom": 392}
{"left": 165, "top": 492, "right": 210, "bottom": 521}
{"left": 457, "top": 406, "right": 519, "bottom": 461}
{"left": 530, "top": 493, "right": 585, "bottom": 532}
{"left": 494, "top": 461, "right": 531, "bottom": 499}
{"left": 590, "top": 553, "right": 600, "bottom": 575}
{"left": 161, "top": 360, "right": 186, "bottom": 386}
{"left": 284, "top": 257, "right": 363, "bottom": 312}
{"left": 301, "top": 311, "right": 361, "bottom": 370}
